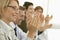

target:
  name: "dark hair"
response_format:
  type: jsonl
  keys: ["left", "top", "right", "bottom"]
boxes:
{"left": 19, "top": 6, "right": 25, "bottom": 10}
{"left": 23, "top": 2, "right": 33, "bottom": 10}
{"left": 34, "top": 6, "right": 43, "bottom": 13}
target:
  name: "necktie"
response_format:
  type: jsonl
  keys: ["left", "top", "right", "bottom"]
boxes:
{"left": 8, "top": 37, "right": 10, "bottom": 40}
{"left": 14, "top": 27, "right": 17, "bottom": 36}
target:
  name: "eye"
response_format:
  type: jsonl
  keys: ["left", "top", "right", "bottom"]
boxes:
{"left": 8, "top": 6, "right": 16, "bottom": 10}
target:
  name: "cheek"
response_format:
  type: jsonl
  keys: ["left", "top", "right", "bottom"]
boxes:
{"left": 30, "top": 10, "right": 33, "bottom": 12}
{"left": 9, "top": 10, "right": 16, "bottom": 17}
{"left": 6, "top": 9, "right": 15, "bottom": 17}
{"left": 21, "top": 16, "right": 24, "bottom": 20}
{"left": 4, "top": 12, "right": 11, "bottom": 18}
{"left": 19, "top": 17, "right": 22, "bottom": 20}
{"left": 8, "top": 13, "right": 16, "bottom": 21}
{"left": 38, "top": 12, "right": 42, "bottom": 15}
{"left": 27, "top": 9, "right": 32, "bottom": 13}
{"left": 39, "top": 13, "right": 42, "bottom": 15}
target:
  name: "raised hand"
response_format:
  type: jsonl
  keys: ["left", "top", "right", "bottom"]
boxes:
{"left": 45, "top": 15, "right": 53, "bottom": 22}
{"left": 45, "top": 15, "right": 53, "bottom": 24}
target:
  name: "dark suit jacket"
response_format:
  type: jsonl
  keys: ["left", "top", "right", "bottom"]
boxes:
{"left": 18, "top": 20, "right": 27, "bottom": 33}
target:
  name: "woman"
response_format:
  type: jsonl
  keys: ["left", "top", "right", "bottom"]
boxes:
{"left": 0, "top": 0, "right": 19, "bottom": 40}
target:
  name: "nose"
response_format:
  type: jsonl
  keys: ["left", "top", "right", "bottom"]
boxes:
{"left": 15, "top": 10, "right": 19, "bottom": 14}
{"left": 13, "top": 13, "right": 17, "bottom": 18}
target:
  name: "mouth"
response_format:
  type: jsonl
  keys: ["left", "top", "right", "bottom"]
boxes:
{"left": 13, "top": 15, "right": 17, "bottom": 18}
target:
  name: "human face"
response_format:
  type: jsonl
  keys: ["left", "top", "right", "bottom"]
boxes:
{"left": 35, "top": 9, "right": 44, "bottom": 23}
{"left": 35, "top": 9, "right": 43, "bottom": 16}
{"left": 16, "top": 10, "right": 25, "bottom": 24}
{"left": 26, "top": 5, "right": 34, "bottom": 21}
{"left": 27, "top": 5, "right": 34, "bottom": 14}
{"left": 19, "top": 10, "right": 25, "bottom": 21}
{"left": 3, "top": 1, "right": 19, "bottom": 22}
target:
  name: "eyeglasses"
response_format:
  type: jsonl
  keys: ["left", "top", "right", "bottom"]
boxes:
{"left": 7, "top": 6, "right": 19, "bottom": 14}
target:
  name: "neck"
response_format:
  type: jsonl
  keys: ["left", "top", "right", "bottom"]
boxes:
{"left": 1, "top": 18, "right": 10, "bottom": 25}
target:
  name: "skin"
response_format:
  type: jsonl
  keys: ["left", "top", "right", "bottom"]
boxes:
{"left": 26, "top": 5, "right": 34, "bottom": 26}
{"left": 34, "top": 9, "right": 44, "bottom": 24}
{"left": 26, "top": 5, "right": 52, "bottom": 39}
{"left": 26, "top": 5, "right": 36, "bottom": 39}
{"left": 1, "top": 0, "right": 19, "bottom": 25}
{"left": 34, "top": 9, "right": 52, "bottom": 31}
{"left": 15, "top": 9, "right": 25, "bottom": 25}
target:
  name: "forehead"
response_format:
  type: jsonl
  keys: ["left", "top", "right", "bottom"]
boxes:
{"left": 28, "top": 5, "right": 33, "bottom": 8}
{"left": 36, "top": 9, "right": 42, "bottom": 12}
{"left": 9, "top": 1, "right": 19, "bottom": 8}
{"left": 19, "top": 9, "right": 25, "bottom": 11}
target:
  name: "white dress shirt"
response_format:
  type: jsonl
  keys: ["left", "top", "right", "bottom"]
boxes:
{"left": 9, "top": 22, "right": 27, "bottom": 40}
{"left": 34, "top": 29, "right": 47, "bottom": 40}
{"left": 9, "top": 22, "right": 40, "bottom": 40}
{"left": 0, "top": 20, "right": 18, "bottom": 40}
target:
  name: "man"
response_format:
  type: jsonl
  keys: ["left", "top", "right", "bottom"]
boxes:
{"left": 0, "top": 0, "right": 19, "bottom": 40}
{"left": 9, "top": 6, "right": 26, "bottom": 40}
{"left": 34, "top": 6, "right": 53, "bottom": 40}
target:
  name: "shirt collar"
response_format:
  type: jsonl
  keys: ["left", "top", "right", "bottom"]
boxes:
{"left": 0, "top": 19, "right": 12, "bottom": 30}
{"left": 9, "top": 22, "right": 16, "bottom": 29}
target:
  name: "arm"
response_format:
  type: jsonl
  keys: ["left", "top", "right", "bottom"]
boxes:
{"left": 37, "top": 15, "right": 53, "bottom": 31}
{"left": 37, "top": 24, "right": 52, "bottom": 31}
{"left": 27, "top": 24, "right": 37, "bottom": 40}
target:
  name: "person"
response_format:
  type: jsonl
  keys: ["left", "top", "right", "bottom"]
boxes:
{"left": 0, "top": 0, "right": 19, "bottom": 40}
{"left": 17, "top": 6, "right": 26, "bottom": 26}
{"left": 34, "top": 6, "right": 53, "bottom": 40}
{"left": 20, "top": 2, "right": 36, "bottom": 33}
{"left": 34, "top": 6, "right": 52, "bottom": 31}
{"left": 23, "top": 2, "right": 38, "bottom": 40}
{"left": 9, "top": 6, "right": 26, "bottom": 40}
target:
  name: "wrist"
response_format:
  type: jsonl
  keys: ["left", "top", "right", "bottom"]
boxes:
{"left": 27, "top": 31, "right": 35, "bottom": 39}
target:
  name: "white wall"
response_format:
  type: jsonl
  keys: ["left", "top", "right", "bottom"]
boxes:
{"left": 46, "top": 29, "right": 60, "bottom": 40}
{"left": 48, "top": 0, "right": 60, "bottom": 24}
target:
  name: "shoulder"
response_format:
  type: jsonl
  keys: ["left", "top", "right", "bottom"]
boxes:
{"left": 0, "top": 25, "right": 4, "bottom": 32}
{"left": 0, "top": 26, "right": 6, "bottom": 36}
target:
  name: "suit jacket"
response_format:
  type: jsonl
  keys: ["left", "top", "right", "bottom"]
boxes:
{"left": 20, "top": 20, "right": 27, "bottom": 33}
{"left": 0, "top": 19, "right": 18, "bottom": 40}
